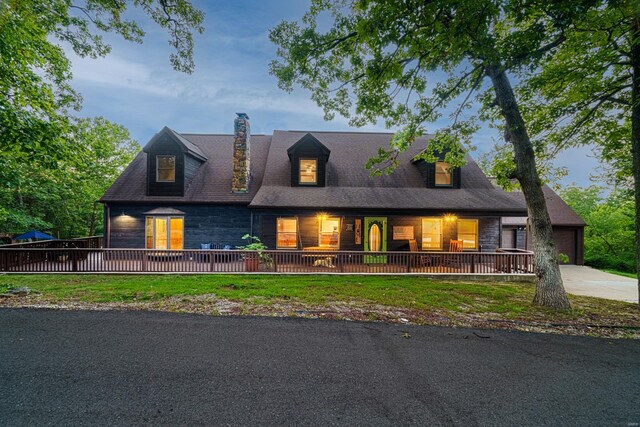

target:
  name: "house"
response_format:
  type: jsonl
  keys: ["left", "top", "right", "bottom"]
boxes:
{"left": 100, "top": 113, "right": 585, "bottom": 263}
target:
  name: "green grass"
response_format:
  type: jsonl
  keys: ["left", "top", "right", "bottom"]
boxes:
{"left": 0, "top": 274, "right": 527, "bottom": 312}
{"left": 1, "top": 274, "right": 637, "bottom": 325}
{"left": 602, "top": 269, "right": 637, "bottom": 279}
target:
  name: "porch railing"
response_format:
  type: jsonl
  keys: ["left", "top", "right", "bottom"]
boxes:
{"left": 0, "top": 248, "right": 534, "bottom": 275}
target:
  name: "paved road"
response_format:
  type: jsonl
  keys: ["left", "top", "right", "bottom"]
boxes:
{"left": 561, "top": 265, "right": 638, "bottom": 303}
{"left": 1, "top": 309, "right": 639, "bottom": 426}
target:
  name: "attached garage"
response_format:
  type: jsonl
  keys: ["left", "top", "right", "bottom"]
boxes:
{"left": 501, "top": 186, "right": 586, "bottom": 265}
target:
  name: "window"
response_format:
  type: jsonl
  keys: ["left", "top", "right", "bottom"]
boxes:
{"left": 435, "top": 161, "right": 453, "bottom": 186}
{"left": 299, "top": 159, "right": 317, "bottom": 184}
{"left": 319, "top": 217, "right": 340, "bottom": 248}
{"left": 277, "top": 218, "right": 298, "bottom": 248}
{"left": 145, "top": 216, "right": 184, "bottom": 249}
{"left": 156, "top": 155, "right": 176, "bottom": 182}
{"left": 457, "top": 219, "right": 478, "bottom": 250}
{"left": 421, "top": 218, "right": 443, "bottom": 250}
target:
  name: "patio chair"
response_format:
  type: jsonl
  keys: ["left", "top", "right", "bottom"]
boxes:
{"left": 443, "top": 240, "right": 464, "bottom": 270}
{"left": 408, "top": 239, "right": 435, "bottom": 268}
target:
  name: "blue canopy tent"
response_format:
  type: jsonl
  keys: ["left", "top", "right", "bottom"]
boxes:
{"left": 14, "top": 230, "right": 56, "bottom": 241}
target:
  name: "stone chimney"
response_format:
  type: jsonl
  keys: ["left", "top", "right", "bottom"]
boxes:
{"left": 232, "top": 113, "right": 251, "bottom": 193}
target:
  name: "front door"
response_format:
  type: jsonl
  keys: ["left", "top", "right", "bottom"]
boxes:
{"left": 364, "top": 217, "right": 387, "bottom": 264}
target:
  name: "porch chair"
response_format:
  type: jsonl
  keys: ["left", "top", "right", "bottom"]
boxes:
{"left": 443, "top": 239, "right": 464, "bottom": 270}
{"left": 408, "top": 239, "right": 434, "bottom": 268}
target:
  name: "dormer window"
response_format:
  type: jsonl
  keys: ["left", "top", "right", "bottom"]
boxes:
{"left": 287, "top": 133, "right": 330, "bottom": 187}
{"left": 435, "top": 161, "right": 453, "bottom": 187}
{"left": 156, "top": 155, "right": 176, "bottom": 182}
{"left": 299, "top": 159, "right": 318, "bottom": 185}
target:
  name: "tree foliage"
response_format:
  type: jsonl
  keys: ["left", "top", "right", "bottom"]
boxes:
{"left": 562, "top": 186, "right": 635, "bottom": 273}
{"left": 0, "top": 0, "right": 204, "bottom": 163}
{"left": 0, "top": 118, "right": 138, "bottom": 239}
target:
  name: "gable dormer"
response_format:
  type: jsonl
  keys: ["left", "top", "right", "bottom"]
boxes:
{"left": 287, "top": 133, "right": 331, "bottom": 187}
{"left": 143, "top": 127, "right": 207, "bottom": 197}
{"left": 411, "top": 152, "right": 461, "bottom": 189}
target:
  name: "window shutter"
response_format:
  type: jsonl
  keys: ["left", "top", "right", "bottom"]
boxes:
{"left": 426, "top": 162, "right": 436, "bottom": 188}
{"left": 453, "top": 167, "right": 461, "bottom": 188}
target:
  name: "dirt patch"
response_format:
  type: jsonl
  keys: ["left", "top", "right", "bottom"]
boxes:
{"left": 2, "top": 293, "right": 638, "bottom": 339}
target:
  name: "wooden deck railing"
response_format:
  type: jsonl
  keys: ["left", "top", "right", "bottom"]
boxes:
{"left": 0, "top": 248, "right": 534, "bottom": 275}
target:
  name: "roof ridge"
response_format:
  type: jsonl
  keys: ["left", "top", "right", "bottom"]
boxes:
{"left": 179, "top": 133, "right": 270, "bottom": 136}
{"left": 279, "top": 129, "right": 397, "bottom": 135}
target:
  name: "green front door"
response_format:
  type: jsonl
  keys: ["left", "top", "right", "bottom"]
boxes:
{"left": 364, "top": 217, "right": 387, "bottom": 264}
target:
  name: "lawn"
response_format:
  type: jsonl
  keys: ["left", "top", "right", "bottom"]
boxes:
{"left": 603, "top": 269, "right": 637, "bottom": 279}
{"left": 1, "top": 274, "right": 638, "bottom": 338}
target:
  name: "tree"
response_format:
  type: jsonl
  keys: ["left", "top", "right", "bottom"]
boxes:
{"left": 562, "top": 186, "right": 635, "bottom": 273}
{"left": 517, "top": 0, "right": 639, "bottom": 305}
{"left": 269, "top": 0, "right": 596, "bottom": 309}
{"left": 0, "top": 117, "right": 138, "bottom": 238}
{"left": 0, "top": 0, "right": 204, "bottom": 163}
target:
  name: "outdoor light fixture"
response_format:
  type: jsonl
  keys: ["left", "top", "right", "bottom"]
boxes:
{"left": 443, "top": 214, "right": 457, "bottom": 222}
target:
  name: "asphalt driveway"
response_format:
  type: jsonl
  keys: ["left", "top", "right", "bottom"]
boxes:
{"left": 1, "top": 308, "right": 639, "bottom": 426}
{"left": 561, "top": 265, "right": 638, "bottom": 303}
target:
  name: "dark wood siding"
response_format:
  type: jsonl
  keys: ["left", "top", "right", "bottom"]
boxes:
{"left": 184, "top": 154, "right": 204, "bottom": 192}
{"left": 147, "top": 136, "right": 185, "bottom": 197}
{"left": 289, "top": 139, "right": 327, "bottom": 187}
{"left": 258, "top": 212, "right": 501, "bottom": 251}
{"left": 107, "top": 204, "right": 252, "bottom": 249}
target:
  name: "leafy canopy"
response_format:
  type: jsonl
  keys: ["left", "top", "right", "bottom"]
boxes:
{"left": 0, "top": 0, "right": 204, "bottom": 163}
{"left": 269, "top": 0, "right": 594, "bottom": 177}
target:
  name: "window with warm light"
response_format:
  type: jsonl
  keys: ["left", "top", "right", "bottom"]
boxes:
{"left": 277, "top": 218, "right": 298, "bottom": 248}
{"left": 421, "top": 218, "right": 443, "bottom": 250}
{"left": 319, "top": 217, "right": 340, "bottom": 248}
{"left": 145, "top": 216, "right": 183, "bottom": 249}
{"left": 156, "top": 155, "right": 176, "bottom": 182}
{"left": 457, "top": 219, "right": 478, "bottom": 249}
{"left": 435, "top": 161, "right": 453, "bottom": 186}
{"left": 299, "top": 159, "right": 317, "bottom": 184}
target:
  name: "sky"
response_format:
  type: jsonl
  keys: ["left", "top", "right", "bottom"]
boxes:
{"left": 66, "top": 0, "right": 601, "bottom": 188}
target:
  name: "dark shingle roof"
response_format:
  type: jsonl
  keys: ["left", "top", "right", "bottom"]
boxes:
{"left": 102, "top": 127, "right": 530, "bottom": 214}
{"left": 249, "top": 131, "right": 526, "bottom": 212}
{"left": 101, "top": 133, "right": 272, "bottom": 204}
{"left": 501, "top": 185, "right": 586, "bottom": 226}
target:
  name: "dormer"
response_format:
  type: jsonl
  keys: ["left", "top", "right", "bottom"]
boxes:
{"left": 411, "top": 152, "right": 461, "bottom": 189}
{"left": 287, "top": 133, "right": 331, "bottom": 187}
{"left": 143, "top": 127, "right": 207, "bottom": 197}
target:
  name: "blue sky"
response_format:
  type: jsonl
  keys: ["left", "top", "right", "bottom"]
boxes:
{"left": 66, "top": 0, "right": 599, "bottom": 188}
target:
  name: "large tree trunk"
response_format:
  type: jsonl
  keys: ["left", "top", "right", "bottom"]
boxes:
{"left": 487, "top": 65, "right": 571, "bottom": 310}
{"left": 631, "top": 16, "right": 640, "bottom": 307}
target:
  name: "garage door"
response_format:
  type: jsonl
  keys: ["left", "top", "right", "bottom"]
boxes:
{"left": 553, "top": 228, "right": 577, "bottom": 264}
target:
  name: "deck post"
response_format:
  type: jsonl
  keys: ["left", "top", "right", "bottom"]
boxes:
{"left": 72, "top": 251, "right": 78, "bottom": 272}
{"left": 142, "top": 251, "right": 148, "bottom": 272}
{"left": 471, "top": 254, "right": 475, "bottom": 274}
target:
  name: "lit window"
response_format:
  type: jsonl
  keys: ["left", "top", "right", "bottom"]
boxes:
{"left": 319, "top": 217, "right": 340, "bottom": 248}
{"left": 421, "top": 218, "right": 443, "bottom": 250}
{"left": 157, "top": 155, "right": 176, "bottom": 182}
{"left": 457, "top": 219, "right": 478, "bottom": 250}
{"left": 277, "top": 218, "right": 298, "bottom": 248}
{"left": 299, "top": 159, "right": 317, "bottom": 184}
{"left": 435, "top": 161, "right": 452, "bottom": 186}
{"left": 145, "top": 216, "right": 183, "bottom": 249}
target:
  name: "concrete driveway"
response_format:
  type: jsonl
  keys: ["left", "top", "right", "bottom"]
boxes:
{"left": 560, "top": 265, "right": 638, "bottom": 303}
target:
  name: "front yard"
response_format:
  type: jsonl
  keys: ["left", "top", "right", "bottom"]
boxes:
{"left": 1, "top": 274, "right": 638, "bottom": 338}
